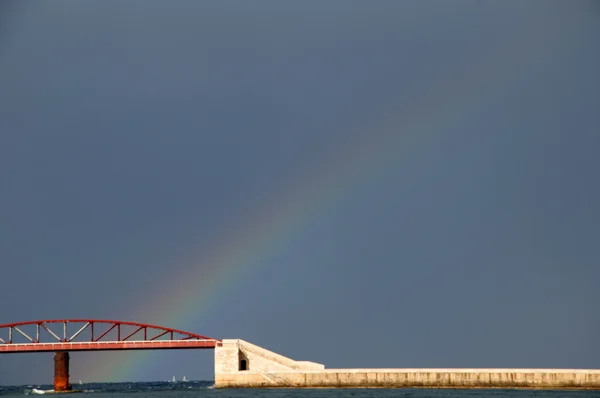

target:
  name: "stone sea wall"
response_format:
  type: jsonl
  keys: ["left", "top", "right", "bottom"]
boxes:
{"left": 214, "top": 340, "right": 600, "bottom": 389}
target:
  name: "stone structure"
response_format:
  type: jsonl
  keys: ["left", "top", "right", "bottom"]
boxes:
{"left": 53, "top": 352, "right": 72, "bottom": 391}
{"left": 214, "top": 339, "right": 600, "bottom": 389}
{"left": 215, "top": 339, "right": 324, "bottom": 375}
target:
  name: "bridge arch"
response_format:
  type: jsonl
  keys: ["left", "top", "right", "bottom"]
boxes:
{"left": 0, "top": 319, "right": 220, "bottom": 352}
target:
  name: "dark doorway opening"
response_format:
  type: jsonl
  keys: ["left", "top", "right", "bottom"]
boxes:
{"left": 240, "top": 359, "right": 248, "bottom": 371}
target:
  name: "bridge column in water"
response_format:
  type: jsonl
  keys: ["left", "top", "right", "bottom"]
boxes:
{"left": 54, "top": 351, "right": 72, "bottom": 391}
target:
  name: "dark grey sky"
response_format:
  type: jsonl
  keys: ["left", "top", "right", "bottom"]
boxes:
{"left": 1, "top": 1, "right": 599, "bottom": 385}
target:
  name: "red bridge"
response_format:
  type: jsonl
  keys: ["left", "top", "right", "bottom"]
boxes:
{"left": 0, "top": 319, "right": 220, "bottom": 353}
{"left": 0, "top": 319, "right": 220, "bottom": 391}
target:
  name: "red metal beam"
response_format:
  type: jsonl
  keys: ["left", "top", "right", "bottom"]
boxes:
{"left": 93, "top": 323, "right": 117, "bottom": 342}
{"left": 149, "top": 330, "right": 169, "bottom": 341}
{"left": 122, "top": 326, "right": 143, "bottom": 341}
{"left": 0, "top": 340, "right": 219, "bottom": 353}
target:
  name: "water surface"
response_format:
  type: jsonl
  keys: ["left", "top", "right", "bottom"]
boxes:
{"left": 0, "top": 381, "right": 597, "bottom": 397}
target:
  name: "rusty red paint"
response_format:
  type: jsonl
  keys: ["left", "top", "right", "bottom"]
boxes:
{"left": 54, "top": 351, "right": 72, "bottom": 391}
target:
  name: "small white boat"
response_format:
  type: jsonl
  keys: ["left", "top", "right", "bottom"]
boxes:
{"left": 31, "top": 387, "right": 79, "bottom": 395}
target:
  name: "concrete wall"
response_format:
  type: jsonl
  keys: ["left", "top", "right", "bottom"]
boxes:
{"left": 216, "top": 368, "right": 600, "bottom": 389}
{"left": 215, "top": 339, "right": 324, "bottom": 374}
{"left": 214, "top": 340, "right": 600, "bottom": 389}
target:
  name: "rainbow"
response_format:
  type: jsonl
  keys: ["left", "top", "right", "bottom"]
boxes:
{"left": 83, "top": 18, "right": 587, "bottom": 382}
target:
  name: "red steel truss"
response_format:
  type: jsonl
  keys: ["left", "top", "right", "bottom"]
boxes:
{"left": 0, "top": 320, "right": 220, "bottom": 353}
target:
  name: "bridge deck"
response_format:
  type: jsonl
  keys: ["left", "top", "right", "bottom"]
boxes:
{"left": 0, "top": 340, "right": 218, "bottom": 353}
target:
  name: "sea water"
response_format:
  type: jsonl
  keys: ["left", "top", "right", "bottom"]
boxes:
{"left": 0, "top": 382, "right": 598, "bottom": 397}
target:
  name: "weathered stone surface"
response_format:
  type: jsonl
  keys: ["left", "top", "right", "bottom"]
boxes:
{"left": 214, "top": 340, "right": 600, "bottom": 389}
{"left": 215, "top": 339, "right": 324, "bottom": 374}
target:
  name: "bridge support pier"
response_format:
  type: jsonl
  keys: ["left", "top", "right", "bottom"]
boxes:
{"left": 54, "top": 351, "right": 72, "bottom": 391}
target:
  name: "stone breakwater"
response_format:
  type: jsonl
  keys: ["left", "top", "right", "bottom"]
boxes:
{"left": 214, "top": 340, "right": 600, "bottom": 389}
